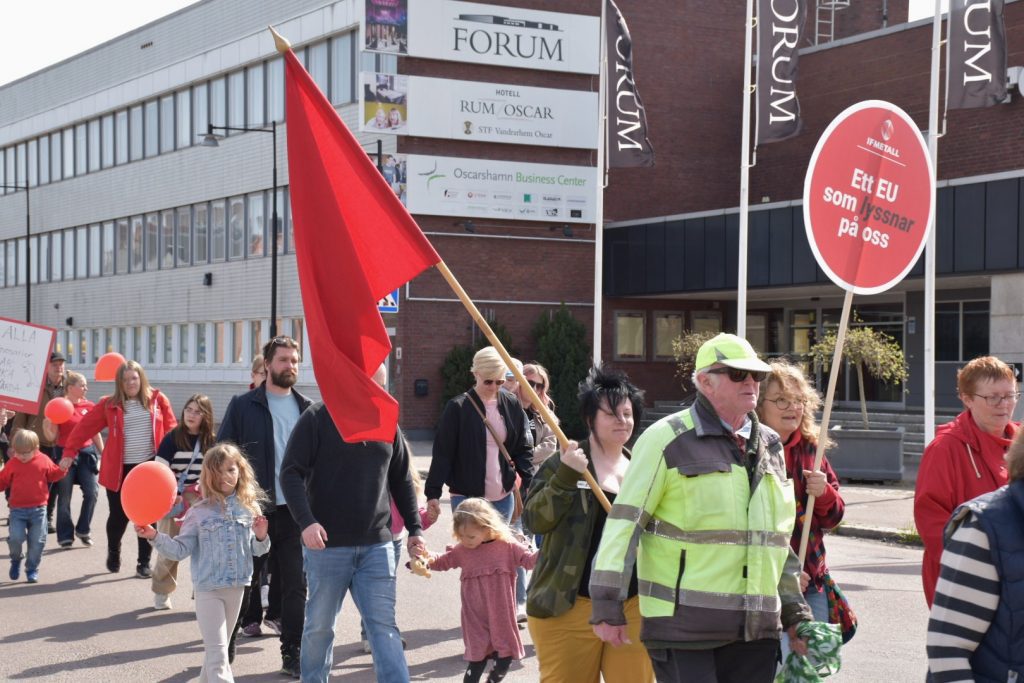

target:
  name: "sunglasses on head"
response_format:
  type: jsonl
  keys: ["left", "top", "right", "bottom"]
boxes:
{"left": 527, "top": 380, "right": 546, "bottom": 391}
{"left": 706, "top": 367, "right": 768, "bottom": 383}
{"left": 483, "top": 378, "right": 506, "bottom": 386}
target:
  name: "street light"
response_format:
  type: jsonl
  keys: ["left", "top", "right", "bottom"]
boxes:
{"left": 202, "top": 122, "right": 280, "bottom": 337}
{"left": 0, "top": 182, "right": 31, "bottom": 322}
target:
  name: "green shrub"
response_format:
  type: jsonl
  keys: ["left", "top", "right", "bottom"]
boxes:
{"left": 672, "top": 329, "right": 718, "bottom": 396}
{"left": 533, "top": 305, "right": 591, "bottom": 439}
{"left": 438, "top": 319, "right": 516, "bottom": 409}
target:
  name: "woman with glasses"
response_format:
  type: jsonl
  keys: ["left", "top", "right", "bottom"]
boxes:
{"left": 756, "top": 361, "right": 844, "bottom": 656}
{"left": 425, "top": 346, "right": 535, "bottom": 619}
{"left": 915, "top": 355, "right": 1019, "bottom": 606}
{"left": 516, "top": 363, "right": 560, "bottom": 470}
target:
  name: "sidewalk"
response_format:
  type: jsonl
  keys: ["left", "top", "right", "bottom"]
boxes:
{"left": 410, "top": 439, "right": 922, "bottom": 547}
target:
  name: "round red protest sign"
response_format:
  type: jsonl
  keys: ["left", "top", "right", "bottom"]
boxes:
{"left": 803, "top": 100, "right": 934, "bottom": 295}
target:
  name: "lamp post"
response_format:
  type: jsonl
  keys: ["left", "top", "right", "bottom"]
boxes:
{"left": 0, "top": 182, "right": 31, "bottom": 322}
{"left": 201, "top": 122, "right": 280, "bottom": 337}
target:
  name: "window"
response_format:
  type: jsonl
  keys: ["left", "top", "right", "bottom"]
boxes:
{"left": 88, "top": 224, "right": 101, "bottom": 277}
{"left": 39, "top": 135, "right": 49, "bottom": 184}
{"left": 614, "top": 311, "right": 646, "bottom": 361}
{"left": 5, "top": 241, "right": 15, "bottom": 286}
{"left": 115, "top": 110, "right": 128, "bottom": 165}
{"left": 193, "top": 82, "right": 209, "bottom": 143}
{"left": 210, "top": 77, "right": 226, "bottom": 131}
{"left": 37, "top": 234, "right": 48, "bottom": 282}
{"left": 145, "top": 213, "right": 159, "bottom": 270}
{"left": 331, "top": 33, "right": 354, "bottom": 104}
{"left": 91, "top": 330, "right": 101, "bottom": 363}
{"left": 104, "top": 328, "right": 113, "bottom": 353}
{"left": 247, "top": 64, "right": 265, "bottom": 128}
{"left": 654, "top": 313, "right": 683, "bottom": 360}
{"left": 63, "top": 229, "right": 75, "bottom": 280}
{"left": 144, "top": 100, "right": 159, "bottom": 157}
{"left": 285, "top": 186, "right": 294, "bottom": 253}
{"left": 27, "top": 139, "right": 37, "bottom": 187}
{"left": 211, "top": 199, "right": 226, "bottom": 262}
{"left": 117, "top": 328, "right": 127, "bottom": 356}
{"left": 130, "top": 216, "right": 144, "bottom": 272}
{"left": 177, "top": 207, "right": 191, "bottom": 266}
{"left": 160, "top": 95, "right": 175, "bottom": 153}
{"left": 267, "top": 57, "right": 285, "bottom": 122}
{"left": 129, "top": 105, "right": 144, "bottom": 161}
{"left": 163, "top": 325, "right": 173, "bottom": 364}
{"left": 307, "top": 41, "right": 329, "bottom": 97}
{"left": 937, "top": 301, "right": 990, "bottom": 362}
{"left": 176, "top": 90, "right": 191, "bottom": 149}
{"left": 50, "top": 132, "right": 62, "bottom": 182}
{"left": 101, "top": 114, "right": 114, "bottom": 168}
{"left": 133, "top": 326, "right": 142, "bottom": 362}
{"left": 51, "top": 232, "right": 62, "bottom": 282}
{"left": 78, "top": 330, "right": 88, "bottom": 364}
{"left": 272, "top": 188, "right": 285, "bottom": 254}
{"left": 197, "top": 324, "right": 207, "bottom": 363}
{"left": 194, "top": 202, "right": 209, "bottom": 264}
{"left": 3, "top": 148, "right": 13, "bottom": 191}
{"left": 228, "top": 195, "right": 245, "bottom": 259}
{"left": 0, "top": 243, "right": 5, "bottom": 286}
{"left": 76, "top": 226, "right": 88, "bottom": 278}
{"left": 16, "top": 238, "right": 25, "bottom": 285}
{"left": 102, "top": 221, "right": 115, "bottom": 275}
{"left": 691, "top": 311, "right": 722, "bottom": 334}
{"left": 247, "top": 192, "right": 265, "bottom": 257}
{"left": 88, "top": 119, "right": 100, "bottom": 172}
{"left": 291, "top": 319, "right": 304, "bottom": 360}
{"left": 249, "top": 320, "right": 263, "bottom": 360}
{"left": 0, "top": 149, "right": 5, "bottom": 194}
{"left": 28, "top": 236, "right": 38, "bottom": 284}
{"left": 161, "top": 210, "right": 175, "bottom": 268}
{"left": 213, "top": 322, "right": 225, "bottom": 363}
{"left": 179, "top": 324, "right": 190, "bottom": 364}
{"left": 148, "top": 326, "right": 158, "bottom": 365}
{"left": 228, "top": 71, "right": 245, "bottom": 130}
{"left": 15, "top": 143, "right": 25, "bottom": 186}
{"left": 232, "top": 321, "right": 243, "bottom": 363}
{"left": 116, "top": 218, "right": 129, "bottom": 274}
{"left": 75, "top": 123, "right": 87, "bottom": 176}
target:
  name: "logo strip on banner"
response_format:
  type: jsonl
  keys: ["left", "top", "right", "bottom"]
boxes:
{"left": 947, "top": 0, "right": 1007, "bottom": 109}
{"left": 755, "top": 0, "right": 806, "bottom": 145}
{"left": 606, "top": 0, "right": 655, "bottom": 167}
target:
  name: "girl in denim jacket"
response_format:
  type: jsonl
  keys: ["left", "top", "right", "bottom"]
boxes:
{"left": 137, "top": 444, "right": 270, "bottom": 682}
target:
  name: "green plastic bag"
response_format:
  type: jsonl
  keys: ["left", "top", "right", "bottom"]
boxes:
{"left": 775, "top": 621, "right": 843, "bottom": 682}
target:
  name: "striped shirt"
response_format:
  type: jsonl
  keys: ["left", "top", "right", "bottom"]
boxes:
{"left": 155, "top": 431, "right": 203, "bottom": 486}
{"left": 926, "top": 514, "right": 1000, "bottom": 683}
{"left": 122, "top": 399, "right": 154, "bottom": 464}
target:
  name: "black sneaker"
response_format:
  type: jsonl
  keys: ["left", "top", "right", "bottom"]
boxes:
{"left": 280, "top": 647, "right": 301, "bottom": 678}
{"left": 136, "top": 563, "right": 152, "bottom": 579}
{"left": 106, "top": 551, "right": 121, "bottom": 573}
{"left": 47, "top": 520, "right": 56, "bottom": 534}
{"left": 76, "top": 533, "right": 93, "bottom": 546}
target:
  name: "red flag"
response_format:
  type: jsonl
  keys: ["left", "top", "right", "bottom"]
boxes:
{"left": 284, "top": 49, "right": 440, "bottom": 443}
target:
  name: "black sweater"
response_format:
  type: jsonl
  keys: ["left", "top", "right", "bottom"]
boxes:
{"left": 278, "top": 402, "right": 421, "bottom": 547}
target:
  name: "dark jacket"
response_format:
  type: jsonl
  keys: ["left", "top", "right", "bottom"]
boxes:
{"left": 425, "top": 389, "right": 534, "bottom": 502}
{"left": 279, "top": 402, "right": 422, "bottom": 546}
{"left": 217, "top": 384, "right": 312, "bottom": 507}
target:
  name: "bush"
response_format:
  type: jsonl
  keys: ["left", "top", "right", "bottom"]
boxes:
{"left": 533, "top": 305, "right": 591, "bottom": 439}
{"left": 672, "top": 329, "right": 718, "bottom": 396}
{"left": 438, "top": 319, "right": 516, "bottom": 409}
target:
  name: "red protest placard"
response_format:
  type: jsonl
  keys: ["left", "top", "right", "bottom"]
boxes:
{"left": 0, "top": 318, "right": 57, "bottom": 414}
{"left": 803, "top": 100, "right": 935, "bottom": 295}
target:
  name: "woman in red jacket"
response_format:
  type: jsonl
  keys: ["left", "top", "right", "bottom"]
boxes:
{"left": 65, "top": 360, "right": 176, "bottom": 577}
{"left": 914, "top": 355, "right": 1018, "bottom": 606}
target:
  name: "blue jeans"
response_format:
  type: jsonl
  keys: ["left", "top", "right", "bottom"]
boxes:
{"left": 55, "top": 448, "right": 99, "bottom": 544}
{"left": 451, "top": 492, "right": 527, "bottom": 608}
{"left": 780, "top": 586, "right": 830, "bottom": 662}
{"left": 8, "top": 506, "right": 47, "bottom": 572}
{"left": 301, "top": 542, "right": 409, "bottom": 683}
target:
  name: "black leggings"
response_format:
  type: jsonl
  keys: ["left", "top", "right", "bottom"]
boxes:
{"left": 105, "top": 464, "right": 153, "bottom": 566}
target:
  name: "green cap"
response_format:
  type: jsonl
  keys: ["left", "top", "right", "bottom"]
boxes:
{"left": 694, "top": 333, "right": 771, "bottom": 373}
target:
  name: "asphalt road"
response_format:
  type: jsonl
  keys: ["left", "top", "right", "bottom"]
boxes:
{"left": 0, "top": 489, "right": 928, "bottom": 681}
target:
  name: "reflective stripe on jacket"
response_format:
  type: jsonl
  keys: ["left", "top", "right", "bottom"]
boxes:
{"left": 590, "top": 396, "right": 810, "bottom": 644}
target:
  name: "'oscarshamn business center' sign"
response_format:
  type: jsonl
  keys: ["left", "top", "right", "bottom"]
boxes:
{"left": 360, "top": 73, "right": 598, "bottom": 149}
{"left": 363, "top": 0, "right": 599, "bottom": 74}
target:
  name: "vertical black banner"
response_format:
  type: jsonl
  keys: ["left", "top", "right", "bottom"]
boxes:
{"left": 948, "top": 0, "right": 1007, "bottom": 109}
{"left": 756, "top": 0, "right": 806, "bottom": 145}
{"left": 606, "top": 0, "right": 655, "bottom": 168}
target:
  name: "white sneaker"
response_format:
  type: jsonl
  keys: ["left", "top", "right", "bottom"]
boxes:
{"left": 153, "top": 593, "right": 172, "bottom": 610}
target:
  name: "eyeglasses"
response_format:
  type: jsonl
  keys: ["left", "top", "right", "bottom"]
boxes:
{"left": 527, "top": 380, "right": 546, "bottom": 391}
{"left": 706, "top": 367, "right": 768, "bottom": 383}
{"left": 971, "top": 392, "right": 1021, "bottom": 407}
{"left": 482, "top": 378, "right": 506, "bottom": 386}
{"left": 763, "top": 396, "right": 804, "bottom": 410}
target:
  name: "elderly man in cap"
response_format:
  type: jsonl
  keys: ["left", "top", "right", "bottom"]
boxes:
{"left": 588, "top": 333, "right": 812, "bottom": 683}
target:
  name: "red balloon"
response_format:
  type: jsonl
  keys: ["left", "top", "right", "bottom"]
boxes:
{"left": 95, "top": 352, "right": 126, "bottom": 382}
{"left": 121, "top": 461, "right": 177, "bottom": 526}
{"left": 44, "top": 397, "right": 75, "bottom": 425}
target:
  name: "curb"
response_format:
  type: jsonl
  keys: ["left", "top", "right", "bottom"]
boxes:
{"left": 834, "top": 524, "right": 923, "bottom": 547}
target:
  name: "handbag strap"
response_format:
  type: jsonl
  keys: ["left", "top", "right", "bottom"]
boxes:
{"left": 176, "top": 438, "right": 202, "bottom": 494}
{"left": 465, "top": 393, "right": 517, "bottom": 470}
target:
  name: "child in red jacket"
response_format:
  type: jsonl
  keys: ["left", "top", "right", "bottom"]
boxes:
{"left": 0, "top": 429, "right": 67, "bottom": 582}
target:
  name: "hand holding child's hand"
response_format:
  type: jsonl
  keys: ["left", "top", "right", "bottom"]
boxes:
{"left": 253, "top": 515, "right": 269, "bottom": 540}
{"left": 426, "top": 498, "right": 442, "bottom": 521}
{"left": 59, "top": 457, "right": 74, "bottom": 472}
{"left": 562, "top": 440, "right": 588, "bottom": 473}
{"left": 134, "top": 524, "right": 156, "bottom": 540}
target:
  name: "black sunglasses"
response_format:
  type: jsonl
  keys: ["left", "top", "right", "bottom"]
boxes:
{"left": 527, "top": 380, "right": 546, "bottom": 391}
{"left": 706, "top": 367, "right": 767, "bottom": 383}
{"left": 482, "top": 378, "right": 506, "bottom": 386}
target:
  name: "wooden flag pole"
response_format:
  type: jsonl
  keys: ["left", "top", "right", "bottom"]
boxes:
{"left": 436, "top": 261, "right": 613, "bottom": 513}
{"left": 797, "top": 288, "right": 854, "bottom": 567}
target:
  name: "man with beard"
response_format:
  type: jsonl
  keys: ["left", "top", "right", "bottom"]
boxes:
{"left": 218, "top": 336, "right": 312, "bottom": 678}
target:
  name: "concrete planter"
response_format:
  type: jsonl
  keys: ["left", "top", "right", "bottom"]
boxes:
{"left": 826, "top": 426, "right": 905, "bottom": 482}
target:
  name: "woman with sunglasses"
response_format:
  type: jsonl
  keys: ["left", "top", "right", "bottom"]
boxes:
{"left": 515, "top": 363, "right": 560, "bottom": 470}
{"left": 915, "top": 355, "right": 1019, "bottom": 606}
{"left": 756, "top": 360, "right": 845, "bottom": 657}
{"left": 426, "top": 346, "right": 535, "bottom": 618}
